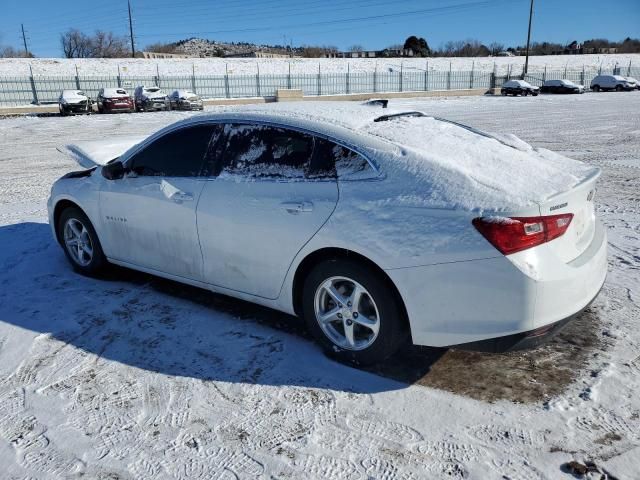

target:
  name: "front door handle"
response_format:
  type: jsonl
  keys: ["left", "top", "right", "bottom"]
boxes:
{"left": 171, "top": 191, "right": 194, "bottom": 202}
{"left": 281, "top": 201, "right": 313, "bottom": 214}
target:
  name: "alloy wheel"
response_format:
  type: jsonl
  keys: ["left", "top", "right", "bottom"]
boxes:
{"left": 63, "top": 218, "right": 94, "bottom": 267}
{"left": 314, "top": 276, "right": 380, "bottom": 351}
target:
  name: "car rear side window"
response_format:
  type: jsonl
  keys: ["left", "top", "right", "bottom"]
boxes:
{"left": 129, "top": 124, "right": 223, "bottom": 177}
{"left": 222, "top": 124, "right": 314, "bottom": 179}
{"left": 311, "top": 138, "right": 371, "bottom": 179}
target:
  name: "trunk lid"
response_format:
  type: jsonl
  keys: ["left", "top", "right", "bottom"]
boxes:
{"left": 57, "top": 136, "right": 146, "bottom": 168}
{"left": 536, "top": 168, "right": 600, "bottom": 263}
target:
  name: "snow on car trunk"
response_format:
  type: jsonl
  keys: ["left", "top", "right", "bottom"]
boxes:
{"left": 59, "top": 136, "right": 146, "bottom": 167}
{"left": 362, "top": 115, "right": 599, "bottom": 213}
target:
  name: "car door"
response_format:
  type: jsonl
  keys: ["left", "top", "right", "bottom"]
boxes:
{"left": 197, "top": 123, "right": 339, "bottom": 299}
{"left": 99, "top": 123, "right": 224, "bottom": 281}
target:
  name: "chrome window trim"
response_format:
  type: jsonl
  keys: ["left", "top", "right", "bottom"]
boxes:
{"left": 122, "top": 117, "right": 381, "bottom": 178}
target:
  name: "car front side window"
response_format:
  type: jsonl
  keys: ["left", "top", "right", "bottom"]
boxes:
{"left": 222, "top": 124, "right": 315, "bottom": 179}
{"left": 128, "top": 124, "right": 224, "bottom": 177}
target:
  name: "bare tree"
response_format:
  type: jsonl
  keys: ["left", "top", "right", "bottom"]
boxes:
{"left": 61, "top": 29, "right": 128, "bottom": 58}
{"left": 92, "top": 30, "right": 128, "bottom": 57}
{"left": 348, "top": 44, "right": 364, "bottom": 52}
{"left": 489, "top": 42, "right": 504, "bottom": 55}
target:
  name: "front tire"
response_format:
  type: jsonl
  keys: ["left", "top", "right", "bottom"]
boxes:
{"left": 615, "top": 85, "right": 623, "bottom": 92}
{"left": 302, "top": 258, "right": 407, "bottom": 365}
{"left": 57, "top": 207, "right": 107, "bottom": 276}
{"left": 592, "top": 85, "right": 600, "bottom": 92}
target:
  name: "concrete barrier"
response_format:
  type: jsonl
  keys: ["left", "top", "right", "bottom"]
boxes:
{"left": 276, "top": 89, "right": 304, "bottom": 102}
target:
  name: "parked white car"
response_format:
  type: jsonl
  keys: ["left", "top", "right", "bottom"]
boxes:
{"left": 58, "top": 90, "right": 92, "bottom": 115}
{"left": 48, "top": 102, "right": 607, "bottom": 364}
{"left": 167, "top": 90, "right": 204, "bottom": 111}
{"left": 624, "top": 77, "right": 639, "bottom": 90}
{"left": 590, "top": 75, "right": 635, "bottom": 92}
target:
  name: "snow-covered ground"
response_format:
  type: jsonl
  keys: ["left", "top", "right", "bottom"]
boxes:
{"left": 0, "top": 92, "right": 639, "bottom": 479}
{"left": 1, "top": 53, "right": 639, "bottom": 77}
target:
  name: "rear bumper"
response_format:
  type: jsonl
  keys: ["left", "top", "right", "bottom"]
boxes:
{"left": 388, "top": 219, "right": 607, "bottom": 348}
{"left": 451, "top": 276, "right": 604, "bottom": 353}
{"left": 61, "top": 103, "right": 90, "bottom": 113}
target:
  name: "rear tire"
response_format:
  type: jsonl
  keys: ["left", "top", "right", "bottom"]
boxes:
{"left": 615, "top": 85, "right": 623, "bottom": 92}
{"left": 57, "top": 207, "right": 107, "bottom": 276}
{"left": 302, "top": 258, "right": 407, "bottom": 366}
{"left": 592, "top": 85, "right": 600, "bottom": 92}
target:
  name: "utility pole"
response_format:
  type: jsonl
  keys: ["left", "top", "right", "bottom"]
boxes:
{"left": 128, "top": 0, "right": 136, "bottom": 58}
{"left": 21, "top": 23, "right": 29, "bottom": 56}
{"left": 523, "top": 0, "right": 534, "bottom": 75}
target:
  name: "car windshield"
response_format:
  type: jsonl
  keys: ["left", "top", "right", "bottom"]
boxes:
{"left": 145, "top": 87, "right": 160, "bottom": 93}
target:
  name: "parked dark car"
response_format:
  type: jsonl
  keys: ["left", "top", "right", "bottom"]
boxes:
{"left": 134, "top": 85, "right": 169, "bottom": 112}
{"left": 58, "top": 90, "right": 92, "bottom": 115}
{"left": 540, "top": 79, "right": 585, "bottom": 94}
{"left": 501, "top": 80, "right": 540, "bottom": 96}
{"left": 167, "top": 90, "right": 204, "bottom": 111}
{"left": 97, "top": 88, "right": 134, "bottom": 114}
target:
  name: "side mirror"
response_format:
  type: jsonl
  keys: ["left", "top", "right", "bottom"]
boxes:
{"left": 102, "top": 160, "right": 126, "bottom": 180}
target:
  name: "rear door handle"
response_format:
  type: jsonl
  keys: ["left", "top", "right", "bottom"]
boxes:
{"left": 281, "top": 201, "right": 313, "bottom": 214}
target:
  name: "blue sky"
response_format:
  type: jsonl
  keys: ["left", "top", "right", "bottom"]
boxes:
{"left": 2, "top": 0, "right": 639, "bottom": 57}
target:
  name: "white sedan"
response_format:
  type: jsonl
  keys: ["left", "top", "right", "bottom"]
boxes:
{"left": 48, "top": 102, "right": 607, "bottom": 365}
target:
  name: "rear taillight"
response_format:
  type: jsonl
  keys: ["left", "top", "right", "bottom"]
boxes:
{"left": 472, "top": 213, "right": 573, "bottom": 255}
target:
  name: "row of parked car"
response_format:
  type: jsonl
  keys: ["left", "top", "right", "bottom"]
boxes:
{"left": 500, "top": 74, "right": 639, "bottom": 97}
{"left": 58, "top": 85, "right": 204, "bottom": 115}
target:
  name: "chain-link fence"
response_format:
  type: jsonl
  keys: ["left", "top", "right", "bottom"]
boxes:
{"left": 1, "top": 64, "right": 638, "bottom": 107}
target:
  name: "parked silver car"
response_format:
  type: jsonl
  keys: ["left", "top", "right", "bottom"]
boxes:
{"left": 167, "top": 90, "right": 204, "bottom": 111}
{"left": 134, "top": 85, "right": 169, "bottom": 112}
{"left": 58, "top": 90, "right": 92, "bottom": 115}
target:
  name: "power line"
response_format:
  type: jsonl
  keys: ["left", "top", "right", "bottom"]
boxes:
{"left": 135, "top": 0, "right": 513, "bottom": 38}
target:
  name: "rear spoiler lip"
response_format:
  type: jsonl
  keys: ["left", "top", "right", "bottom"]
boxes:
{"left": 543, "top": 167, "right": 601, "bottom": 202}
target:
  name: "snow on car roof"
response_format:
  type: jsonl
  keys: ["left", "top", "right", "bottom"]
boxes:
{"left": 102, "top": 88, "right": 129, "bottom": 97}
{"left": 503, "top": 79, "right": 534, "bottom": 87}
{"left": 179, "top": 101, "right": 597, "bottom": 211}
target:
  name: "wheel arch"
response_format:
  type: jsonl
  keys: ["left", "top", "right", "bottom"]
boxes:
{"left": 291, "top": 247, "right": 410, "bottom": 333}
{"left": 52, "top": 199, "right": 85, "bottom": 244}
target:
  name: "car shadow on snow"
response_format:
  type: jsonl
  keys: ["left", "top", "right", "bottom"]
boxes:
{"left": 0, "top": 222, "right": 604, "bottom": 401}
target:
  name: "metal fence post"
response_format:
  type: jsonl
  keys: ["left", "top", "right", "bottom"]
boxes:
{"left": 317, "top": 63, "right": 321, "bottom": 96}
{"left": 287, "top": 63, "right": 291, "bottom": 89}
{"left": 373, "top": 65, "right": 377, "bottom": 93}
{"left": 492, "top": 62, "right": 496, "bottom": 89}
{"left": 346, "top": 63, "right": 350, "bottom": 94}
{"left": 117, "top": 65, "right": 122, "bottom": 87}
{"left": 155, "top": 64, "right": 160, "bottom": 87}
{"left": 628, "top": 60, "right": 632, "bottom": 76}
{"left": 75, "top": 65, "right": 81, "bottom": 90}
{"left": 543, "top": 65, "right": 546, "bottom": 82}
{"left": 399, "top": 62, "right": 403, "bottom": 92}
{"left": 192, "top": 64, "right": 197, "bottom": 93}
{"left": 424, "top": 61, "right": 428, "bottom": 91}
{"left": 28, "top": 64, "right": 38, "bottom": 105}
{"left": 447, "top": 62, "right": 451, "bottom": 90}
{"left": 256, "top": 63, "right": 261, "bottom": 97}
{"left": 469, "top": 61, "right": 474, "bottom": 89}
{"left": 224, "top": 63, "right": 230, "bottom": 98}
{"left": 581, "top": 65, "right": 585, "bottom": 86}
